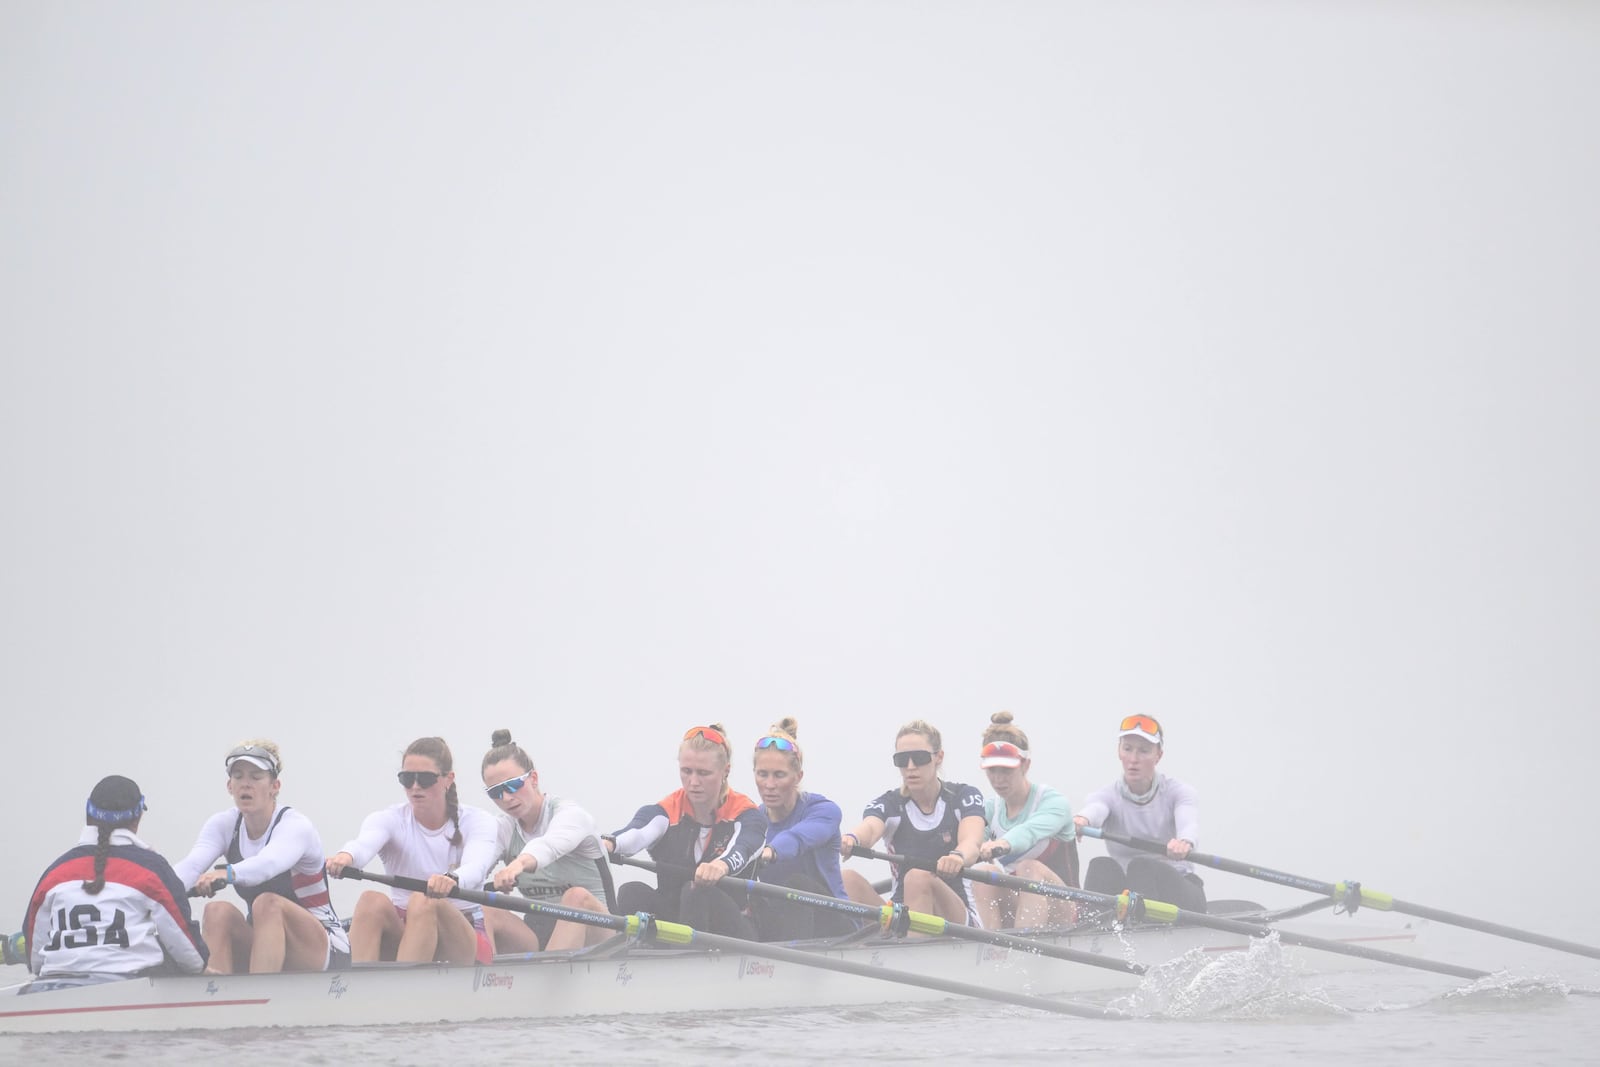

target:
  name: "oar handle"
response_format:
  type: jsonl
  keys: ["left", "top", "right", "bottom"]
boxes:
{"left": 1079, "top": 826, "right": 1337, "bottom": 896}
{"left": 336, "top": 862, "right": 1120, "bottom": 1017}
{"left": 334, "top": 866, "right": 639, "bottom": 935}
{"left": 1081, "top": 827, "right": 1600, "bottom": 965}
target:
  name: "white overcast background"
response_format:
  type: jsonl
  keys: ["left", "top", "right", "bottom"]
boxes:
{"left": 2, "top": 2, "right": 1596, "bottom": 957}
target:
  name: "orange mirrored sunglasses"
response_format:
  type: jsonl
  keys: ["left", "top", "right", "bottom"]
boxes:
{"left": 1118, "top": 715, "right": 1163, "bottom": 737}
{"left": 683, "top": 725, "right": 728, "bottom": 746}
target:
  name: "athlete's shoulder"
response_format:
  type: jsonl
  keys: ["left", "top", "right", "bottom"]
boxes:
{"left": 655, "top": 790, "right": 691, "bottom": 824}
{"left": 942, "top": 781, "right": 986, "bottom": 812}
{"left": 865, "top": 788, "right": 903, "bottom": 816}
{"left": 716, "top": 791, "right": 760, "bottom": 821}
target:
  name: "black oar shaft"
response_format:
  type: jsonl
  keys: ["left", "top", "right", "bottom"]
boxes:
{"left": 1080, "top": 827, "right": 1600, "bottom": 962}
{"left": 611, "top": 853, "right": 1144, "bottom": 976}
{"left": 336, "top": 867, "right": 1122, "bottom": 1019}
{"left": 860, "top": 849, "right": 1486, "bottom": 982}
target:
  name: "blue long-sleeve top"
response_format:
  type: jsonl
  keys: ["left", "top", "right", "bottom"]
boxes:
{"left": 758, "top": 791, "right": 847, "bottom": 899}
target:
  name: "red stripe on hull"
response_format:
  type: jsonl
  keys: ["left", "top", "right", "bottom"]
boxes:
{"left": 0, "top": 997, "right": 270, "bottom": 1020}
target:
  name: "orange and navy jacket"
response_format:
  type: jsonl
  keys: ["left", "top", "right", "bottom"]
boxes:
{"left": 610, "top": 790, "right": 767, "bottom": 896}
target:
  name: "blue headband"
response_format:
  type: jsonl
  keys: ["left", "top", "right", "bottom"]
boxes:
{"left": 86, "top": 795, "right": 147, "bottom": 824}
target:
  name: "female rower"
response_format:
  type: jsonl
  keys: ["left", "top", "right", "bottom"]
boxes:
{"left": 1074, "top": 714, "right": 1205, "bottom": 912}
{"left": 750, "top": 717, "right": 855, "bottom": 941}
{"left": 838, "top": 719, "right": 985, "bottom": 926}
{"left": 480, "top": 728, "right": 615, "bottom": 952}
{"left": 970, "top": 712, "right": 1079, "bottom": 930}
{"left": 604, "top": 724, "right": 768, "bottom": 938}
{"left": 174, "top": 740, "right": 350, "bottom": 973}
{"left": 24, "top": 775, "right": 208, "bottom": 985}
{"left": 325, "top": 736, "right": 499, "bottom": 964}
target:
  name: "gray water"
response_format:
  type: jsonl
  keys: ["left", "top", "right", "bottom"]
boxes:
{"left": 4, "top": 930, "right": 1597, "bottom": 1064}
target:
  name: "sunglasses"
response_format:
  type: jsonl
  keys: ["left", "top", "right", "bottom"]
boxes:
{"left": 980, "top": 741, "right": 1029, "bottom": 761}
{"left": 485, "top": 772, "right": 532, "bottom": 801}
{"left": 1119, "top": 715, "right": 1163, "bottom": 737}
{"left": 755, "top": 737, "right": 797, "bottom": 752}
{"left": 397, "top": 770, "right": 442, "bottom": 789}
{"left": 892, "top": 750, "right": 935, "bottom": 768}
{"left": 683, "top": 726, "right": 728, "bottom": 746}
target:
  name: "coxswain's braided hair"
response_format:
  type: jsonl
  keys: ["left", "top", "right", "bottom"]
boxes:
{"left": 82, "top": 775, "right": 146, "bottom": 895}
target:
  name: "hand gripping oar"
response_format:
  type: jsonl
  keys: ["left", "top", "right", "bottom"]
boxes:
{"left": 333, "top": 867, "right": 1124, "bottom": 1019}
{"left": 610, "top": 853, "right": 1144, "bottom": 978}
{"left": 856, "top": 848, "right": 1490, "bottom": 982}
{"left": 1079, "top": 826, "right": 1600, "bottom": 963}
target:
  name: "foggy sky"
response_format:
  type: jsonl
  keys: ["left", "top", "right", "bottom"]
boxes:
{"left": 2, "top": 1, "right": 1597, "bottom": 970}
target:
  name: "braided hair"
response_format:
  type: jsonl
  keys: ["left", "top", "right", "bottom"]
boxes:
{"left": 82, "top": 775, "right": 145, "bottom": 895}
{"left": 404, "top": 736, "right": 462, "bottom": 848}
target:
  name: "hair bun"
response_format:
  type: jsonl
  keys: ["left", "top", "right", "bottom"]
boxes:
{"left": 490, "top": 728, "right": 513, "bottom": 747}
{"left": 772, "top": 716, "right": 799, "bottom": 739}
{"left": 990, "top": 711, "right": 1014, "bottom": 725}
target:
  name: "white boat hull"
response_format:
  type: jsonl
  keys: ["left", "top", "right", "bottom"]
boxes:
{"left": 0, "top": 916, "right": 1423, "bottom": 1034}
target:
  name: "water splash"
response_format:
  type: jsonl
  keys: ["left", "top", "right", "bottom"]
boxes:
{"left": 1114, "top": 931, "right": 1345, "bottom": 1020}
{"left": 1428, "top": 971, "right": 1573, "bottom": 1012}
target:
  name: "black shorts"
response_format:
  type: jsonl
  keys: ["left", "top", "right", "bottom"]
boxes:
{"left": 522, "top": 908, "right": 559, "bottom": 949}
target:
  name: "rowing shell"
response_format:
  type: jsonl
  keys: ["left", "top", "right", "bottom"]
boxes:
{"left": 0, "top": 913, "right": 1423, "bottom": 1034}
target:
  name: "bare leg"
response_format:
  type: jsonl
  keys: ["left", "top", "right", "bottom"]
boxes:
{"left": 430, "top": 902, "right": 480, "bottom": 965}
{"left": 968, "top": 869, "right": 1014, "bottom": 930}
{"left": 545, "top": 887, "right": 610, "bottom": 951}
{"left": 395, "top": 891, "right": 440, "bottom": 962}
{"left": 903, "top": 870, "right": 969, "bottom": 927}
{"left": 841, "top": 870, "right": 885, "bottom": 908}
{"left": 1010, "top": 859, "right": 1075, "bottom": 927}
{"left": 348, "top": 891, "right": 404, "bottom": 963}
{"left": 248, "top": 893, "right": 332, "bottom": 973}
{"left": 397, "top": 896, "right": 480, "bottom": 965}
{"left": 201, "top": 901, "right": 252, "bottom": 974}
{"left": 485, "top": 907, "right": 541, "bottom": 953}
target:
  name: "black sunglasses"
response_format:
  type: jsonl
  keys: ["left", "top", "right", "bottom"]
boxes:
{"left": 397, "top": 770, "right": 442, "bottom": 789}
{"left": 892, "top": 750, "right": 935, "bottom": 768}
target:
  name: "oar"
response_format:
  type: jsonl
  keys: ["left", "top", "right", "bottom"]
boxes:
{"left": 611, "top": 853, "right": 1145, "bottom": 978}
{"left": 333, "top": 867, "right": 1124, "bottom": 1019}
{"left": 855, "top": 848, "right": 1490, "bottom": 982}
{"left": 1079, "top": 826, "right": 1600, "bottom": 962}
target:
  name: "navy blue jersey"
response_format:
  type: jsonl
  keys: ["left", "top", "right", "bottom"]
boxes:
{"left": 864, "top": 781, "right": 985, "bottom": 923}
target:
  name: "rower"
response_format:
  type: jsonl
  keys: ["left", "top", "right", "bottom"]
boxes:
{"left": 172, "top": 739, "right": 350, "bottom": 973}
{"left": 324, "top": 736, "right": 499, "bottom": 965}
{"left": 970, "top": 711, "right": 1080, "bottom": 929}
{"left": 1074, "top": 714, "right": 1206, "bottom": 912}
{"left": 23, "top": 775, "right": 207, "bottom": 988}
{"left": 603, "top": 724, "right": 768, "bottom": 938}
{"left": 750, "top": 717, "right": 856, "bottom": 941}
{"left": 479, "top": 728, "right": 615, "bottom": 953}
{"left": 838, "top": 719, "right": 986, "bottom": 927}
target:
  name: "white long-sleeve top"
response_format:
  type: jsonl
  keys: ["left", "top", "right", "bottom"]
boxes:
{"left": 341, "top": 802, "right": 498, "bottom": 910}
{"left": 171, "top": 806, "right": 347, "bottom": 950}
{"left": 1078, "top": 774, "right": 1199, "bottom": 876}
